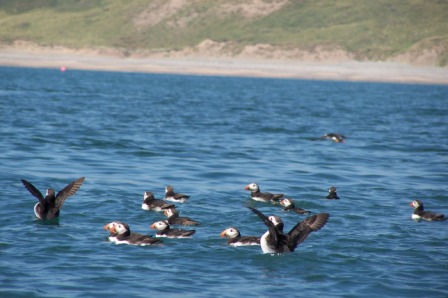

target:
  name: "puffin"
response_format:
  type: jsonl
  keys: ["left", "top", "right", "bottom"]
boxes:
{"left": 21, "top": 177, "right": 85, "bottom": 220}
{"left": 326, "top": 187, "right": 340, "bottom": 200}
{"left": 247, "top": 206, "right": 329, "bottom": 254}
{"left": 150, "top": 220, "right": 196, "bottom": 238}
{"left": 220, "top": 227, "right": 260, "bottom": 246}
{"left": 321, "top": 133, "right": 346, "bottom": 143}
{"left": 410, "top": 200, "right": 446, "bottom": 221}
{"left": 164, "top": 185, "right": 190, "bottom": 203}
{"left": 141, "top": 191, "right": 175, "bottom": 211}
{"left": 164, "top": 207, "right": 199, "bottom": 226}
{"left": 104, "top": 221, "right": 161, "bottom": 246}
{"left": 279, "top": 198, "right": 311, "bottom": 214}
{"left": 244, "top": 183, "right": 284, "bottom": 203}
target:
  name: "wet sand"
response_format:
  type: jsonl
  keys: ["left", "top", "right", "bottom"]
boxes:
{"left": 1, "top": 48, "right": 447, "bottom": 84}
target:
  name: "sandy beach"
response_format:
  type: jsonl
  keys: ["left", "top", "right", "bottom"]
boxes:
{"left": 1, "top": 46, "right": 447, "bottom": 84}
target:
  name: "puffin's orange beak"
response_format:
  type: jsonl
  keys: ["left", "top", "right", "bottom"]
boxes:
{"left": 164, "top": 210, "right": 168, "bottom": 216}
{"left": 150, "top": 223, "right": 156, "bottom": 229}
{"left": 409, "top": 202, "right": 413, "bottom": 207}
{"left": 244, "top": 185, "right": 250, "bottom": 190}
{"left": 220, "top": 229, "right": 227, "bottom": 237}
{"left": 104, "top": 224, "right": 116, "bottom": 233}
{"left": 279, "top": 200, "right": 285, "bottom": 206}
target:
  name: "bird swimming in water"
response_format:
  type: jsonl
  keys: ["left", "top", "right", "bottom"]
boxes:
{"left": 21, "top": 177, "right": 85, "bottom": 221}
{"left": 244, "top": 183, "right": 284, "bottom": 203}
{"left": 279, "top": 198, "right": 311, "bottom": 214}
{"left": 248, "top": 206, "right": 329, "bottom": 254}
{"left": 321, "top": 133, "right": 346, "bottom": 143}
{"left": 410, "top": 200, "right": 446, "bottom": 222}
{"left": 326, "top": 187, "right": 340, "bottom": 200}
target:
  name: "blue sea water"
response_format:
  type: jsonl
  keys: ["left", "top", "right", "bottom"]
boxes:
{"left": 0, "top": 66, "right": 447, "bottom": 297}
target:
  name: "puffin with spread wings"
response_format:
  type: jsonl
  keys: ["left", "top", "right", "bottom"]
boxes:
{"left": 247, "top": 206, "right": 329, "bottom": 254}
{"left": 21, "top": 177, "right": 85, "bottom": 220}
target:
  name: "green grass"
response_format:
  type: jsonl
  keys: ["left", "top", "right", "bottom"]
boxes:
{"left": 0, "top": 0, "right": 447, "bottom": 62}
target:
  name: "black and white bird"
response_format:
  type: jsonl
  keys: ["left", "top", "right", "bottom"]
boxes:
{"left": 220, "top": 227, "right": 260, "bottom": 246}
{"left": 244, "top": 183, "right": 284, "bottom": 203}
{"left": 150, "top": 220, "right": 196, "bottom": 238}
{"left": 248, "top": 206, "right": 329, "bottom": 254}
{"left": 164, "top": 185, "right": 190, "bottom": 203}
{"left": 279, "top": 198, "right": 311, "bottom": 214}
{"left": 21, "top": 177, "right": 85, "bottom": 220}
{"left": 141, "top": 191, "right": 175, "bottom": 211}
{"left": 410, "top": 200, "right": 446, "bottom": 222}
{"left": 326, "top": 187, "right": 340, "bottom": 200}
{"left": 321, "top": 133, "right": 346, "bottom": 143}
{"left": 164, "top": 207, "right": 199, "bottom": 226}
{"left": 104, "top": 221, "right": 162, "bottom": 246}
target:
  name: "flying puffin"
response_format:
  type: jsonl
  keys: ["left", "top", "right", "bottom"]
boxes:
{"left": 326, "top": 187, "right": 340, "bottom": 200}
{"left": 141, "top": 191, "right": 175, "bottom": 211}
{"left": 164, "top": 185, "right": 190, "bottom": 203}
{"left": 279, "top": 198, "right": 311, "bottom": 214}
{"left": 21, "top": 177, "right": 85, "bottom": 220}
{"left": 164, "top": 207, "right": 199, "bottom": 226}
{"left": 150, "top": 220, "right": 196, "bottom": 238}
{"left": 244, "top": 183, "right": 284, "bottom": 203}
{"left": 410, "top": 200, "right": 446, "bottom": 221}
{"left": 321, "top": 133, "right": 346, "bottom": 143}
{"left": 248, "top": 206, "right": 329, "bottom": 254}
{"left": 220, "top": 227, "right": 260, "bottom": 246}
{"left": 104, "top": 221, "right": 162, "bottom": 246}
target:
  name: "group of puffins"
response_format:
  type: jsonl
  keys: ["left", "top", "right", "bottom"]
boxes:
{"left": 20, "top": 171, "right": 446, "bottom": 254}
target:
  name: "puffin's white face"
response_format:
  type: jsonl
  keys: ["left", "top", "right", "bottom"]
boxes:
{"left": 268, "top": 215, "right": 282, "bottom": 226}
{"left": 165, "top": 186, "right": 173, "bottom": 193}
{"left": 411, "top": 200, "right": 420, "bottom": 208}
{"left": 114, "top": 222, "right": 129, "bottom": 235}
{"left": 280, "top": 199, "right": 292, "bottom": 207}
{"left": 151, "top": 221, "right": 169, "bottom": 231}
{"left": 143, "top": 192, "right": 152, "bottom": 200}
{"left": 164, "top": 208, "right": 177, "bottom": 217}
{"left": 221, "top": 228, "right": 239, "bottom": 238}
{"left": 245, "top": 183, "right": 259, "bottom": 192}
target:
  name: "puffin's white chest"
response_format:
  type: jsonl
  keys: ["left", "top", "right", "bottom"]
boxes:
{"left": 165, "top": 196, "right": 187, "bottom": 203}
{"left": 34, "top": 202, "right": 42, "bottom": 219}
{"left": 141, "top": 204, "right": 163, "bottom": 212}
{"left": 411, "top": 214, "right": 421, "bottom": 220}
{"left": 260, "top": 231, "right": 276, "bottom": 254}
{"left": 251, "top": 196, "right": 269, "bottom": 202}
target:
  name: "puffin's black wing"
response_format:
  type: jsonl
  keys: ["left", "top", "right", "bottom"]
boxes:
{"left": 421, "top": 211, "right": 446, "bottom": 221}
{"left": 21, "top": 179, "right": 45, "bottom": 203}
{"left": 270, "top": 193, "right": 284, "bottom": 202}
{"left": 161, "top": 202, "right": 176, "bottom": 209}
{"left": 287, "top": 213, "right": 330, "bottom": 251}
{"left": 247, "top": 206, "right": 284, "bottom": 250}
{"left": 54, "top": 177, "right": 85, "bottom": 210}
{"left": 174, "top": 193, "right": 190, "bottom": 200}
{"left": 129, "top": 233, "right": 161, "bottom": 244}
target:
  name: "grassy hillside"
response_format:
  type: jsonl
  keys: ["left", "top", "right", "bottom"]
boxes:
{"left": 0, "top": 0, "right": 447, "bottom": 64}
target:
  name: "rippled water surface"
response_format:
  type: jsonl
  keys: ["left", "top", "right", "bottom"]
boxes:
{"left": 1, "top": 67, "right": 447, "bottom": 297}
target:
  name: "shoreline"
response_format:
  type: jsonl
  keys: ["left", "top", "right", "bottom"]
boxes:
{"left": 1, "top": 48, "right": 447, "bottom": 84}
